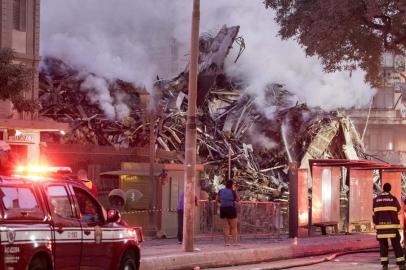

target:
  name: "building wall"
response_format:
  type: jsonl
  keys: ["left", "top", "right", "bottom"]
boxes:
{"left": 148, "top": 37, "right": 181, "bottom": 79}
{"left": 0, "top": 128, "right": 40, "bottom": 163}
{"left": 0, "top": 0, "right": 40, "bottom": 120}
{"left": 348, "top": 53, "right": 406, "bottom": 165}
{"left": 0, "top": 1, "right": 71, "bottom": 164}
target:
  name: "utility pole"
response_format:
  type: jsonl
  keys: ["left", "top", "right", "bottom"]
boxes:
{"left": 183, "top": 0, "right": 200, "bottom": 252}
{"left": 288, "top": 161, "right": 298, "bottom": 238}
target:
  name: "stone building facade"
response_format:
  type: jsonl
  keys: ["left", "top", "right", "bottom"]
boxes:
{"left": 349, "top": 53, "right": 406, "bottom": 165}
{"left": 0, "top": 0, "right": 66, "bottom": 163}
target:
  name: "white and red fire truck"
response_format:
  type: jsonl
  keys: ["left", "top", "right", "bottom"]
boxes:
{"left": 0, "top": 165, "right": 143, "bottom": 270}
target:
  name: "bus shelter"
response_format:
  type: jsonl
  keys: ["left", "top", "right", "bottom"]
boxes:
{"left": 305, "top": 159, "right": 406, "bottom": 236}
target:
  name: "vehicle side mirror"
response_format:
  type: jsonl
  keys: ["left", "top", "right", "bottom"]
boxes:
{"left": 106, "top": 209, "right": 121, "bottom": 223}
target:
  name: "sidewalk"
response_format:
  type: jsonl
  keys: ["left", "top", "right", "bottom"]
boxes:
{"left": 140, "top": 233, "right": 379, "bottom": 270}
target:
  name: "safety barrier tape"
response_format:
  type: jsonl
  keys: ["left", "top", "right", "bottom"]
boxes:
{"left": 121, "top": 209, "right": 176, "bottom": 214}
{"left": 120, "top": 205, "right": 288, "bottom": 215}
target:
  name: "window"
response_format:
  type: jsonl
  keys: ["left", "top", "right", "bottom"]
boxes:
{"left": 382, "top": 53, "right": 394, "bottom": 68}
{"left": 47, "top": 186, "right": 74, "bottom": 219}
{"left": 1, "top": 186, "right": 38, "bottom": 209}
{"left": 396, "top": 130, "right": 406, "bottom": 151}
{"left": 372, "top": 89, "right": 394, "bottom": 109}
{"left": 13, "top": 0, "right": 26, "bottom": 31}
{"left": 73, "top": 187, "right": 102, "bottom": 224}
{"left": 369, "top": 130, "right": 394, "bottom": 151}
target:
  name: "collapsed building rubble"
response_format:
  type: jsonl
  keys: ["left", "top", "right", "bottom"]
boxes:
{"left": 39, "top": 25, "right": 367, "bottom": 201}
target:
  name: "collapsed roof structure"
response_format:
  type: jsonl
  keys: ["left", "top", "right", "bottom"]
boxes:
{"left": 39, "top": 25, "right": 366, "bottom": 201}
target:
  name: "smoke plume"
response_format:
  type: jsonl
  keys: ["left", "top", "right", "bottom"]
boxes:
{"left": 41, "top": 0, "right": 375, "bottom": 118}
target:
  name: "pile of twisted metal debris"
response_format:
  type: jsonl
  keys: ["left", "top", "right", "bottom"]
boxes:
{"left": 39, "top": 25, "right": 366, "bottom": 201}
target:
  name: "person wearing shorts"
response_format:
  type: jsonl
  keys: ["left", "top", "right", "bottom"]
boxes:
{"left": 217, "top": 179, "right": 240, "bottom": 246}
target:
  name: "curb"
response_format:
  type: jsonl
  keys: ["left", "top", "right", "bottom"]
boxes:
{"left": 141, "top": 237, "right": 379, "bottom": 270}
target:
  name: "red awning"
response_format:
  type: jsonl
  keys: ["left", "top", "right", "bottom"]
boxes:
{"left": 309, "top": 159, "right": 406, "bottom": 175}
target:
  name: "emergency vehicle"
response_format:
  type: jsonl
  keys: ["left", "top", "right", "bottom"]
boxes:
{"left": 0, "top": 165, "right": 143, "bottom": 270}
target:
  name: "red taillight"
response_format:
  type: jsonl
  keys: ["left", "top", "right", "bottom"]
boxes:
{"left": 127, "top": 227, "right": 144, "bottom": 243}
{"left": 133, "top": 227, "right": 144, "bottom": 243}
{"left": 128, "top": 228, "right": 136, "bottom": 237}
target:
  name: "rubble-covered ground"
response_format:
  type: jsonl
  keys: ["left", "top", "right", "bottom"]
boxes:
{"left": 39, "top": 25, "right": 366, "bottom": 201}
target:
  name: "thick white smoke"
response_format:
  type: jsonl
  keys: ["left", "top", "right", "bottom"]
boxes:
{"left": 80, "top": 74, "right": 130, "bottom": 119}
{"left": 80, "top": 75, "right": 116, "bottom": 119}
{"left": 195, "top": 1, "right": 375, "bottom": 113}
{"left": 41, "top": 0, "right": 375, "bottom": 119}
{"left": 247, "top": 125, "right": 278, "bottom": 150}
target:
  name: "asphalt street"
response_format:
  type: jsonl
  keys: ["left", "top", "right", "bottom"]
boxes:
{"left": 205, "top": 251, "right": 401, "bottom": 270}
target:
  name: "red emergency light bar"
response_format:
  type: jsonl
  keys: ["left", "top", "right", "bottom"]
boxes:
{"left": 14, "top": 165, "right": 72, "bottom": 176}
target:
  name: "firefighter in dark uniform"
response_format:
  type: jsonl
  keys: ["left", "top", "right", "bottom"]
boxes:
{"left": 373, "top": 183, "right": 405, "bottom": 270}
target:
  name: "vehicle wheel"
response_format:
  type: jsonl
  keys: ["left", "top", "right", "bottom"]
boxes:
{"left": 119, "top": 254, "right": 137, "bottom": 270}
{"left": 28, "top": 256, "right": 49, "bottom": 270}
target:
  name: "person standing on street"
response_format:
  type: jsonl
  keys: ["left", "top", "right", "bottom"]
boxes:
{"left": 177, "top": 191, "right": 198, "bottom": 244}
{"left": 217, "top": 179, "right": 240, "bottom": 246}
{"left": 373, "top": 183, "right": 405, "bottom": 270}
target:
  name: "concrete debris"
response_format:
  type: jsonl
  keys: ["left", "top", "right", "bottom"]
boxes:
{"left": 39, "top": 25, "right": 366, "bottom": 201}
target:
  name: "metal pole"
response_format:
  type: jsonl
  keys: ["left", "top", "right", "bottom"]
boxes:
{"left": 288, "top": 161, "right": 298, "bottom": 238}
{"left": 308, "top": 164, "right": 314, "bottom": 237}
{"left": 228, "top": 145, "right": 231, "bottom": 179}
{"left": 149, "top": 111, "right": 157, "bottom": 231}
{"left": 308, "top": 178, "right": 312, "bottom": 237}
{"left": 183, "top": 0, "right": 200, "bottom": 252}
{"left": 345, "top": 167, "right": 351, "bottom": 234}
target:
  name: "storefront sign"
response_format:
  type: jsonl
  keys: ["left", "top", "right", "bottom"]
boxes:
{"left": 8, "top": 133, "right": 35, "bottom": 143}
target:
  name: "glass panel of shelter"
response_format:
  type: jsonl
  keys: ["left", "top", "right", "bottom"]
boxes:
{"left": 349, "top": 170, "right": 373, "bottom": 232}
{"left": 309, "top": 164, "right": 405, "bottom": 235}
